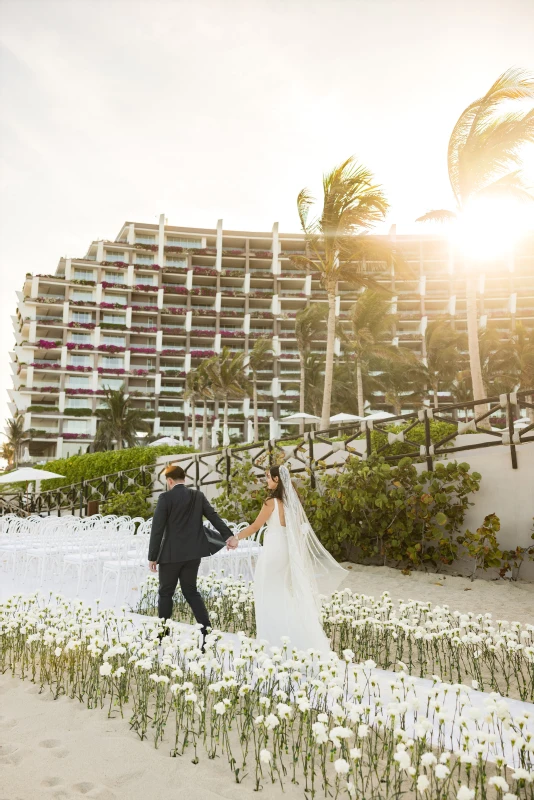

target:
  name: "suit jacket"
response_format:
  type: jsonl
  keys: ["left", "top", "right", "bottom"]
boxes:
{"left": 148, "top": 484, "right": 234, "bottom": 563}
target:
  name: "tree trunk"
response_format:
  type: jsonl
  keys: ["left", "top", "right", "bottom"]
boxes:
{"left": 320, "top": 288, "right": 337, "bottom": 430}
{"left": 356, "top": 359, "right": 364, "bottom": 417}
{"left": 299, "top": 352, "right": 306, "bottom": 435}
{"left": 433, "top": 381, "right": 439, "bottom": 410}
{"left": 253, "top": 374, "right": 259, "bottom": 442}
{"left": 190, "top": 398, "right": 197, "bottom": 448}
{"left": 202, "top": 401, "right": 208, "bottom": 451}
{"left": 466, "top": 274, "right": 488, "bottom": 421}
{"left": 223, "top": 399, "right": 229, "bottom": 446}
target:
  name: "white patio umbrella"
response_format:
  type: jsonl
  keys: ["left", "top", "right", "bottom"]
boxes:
{"left": 365, "top": 411, "right": 396, "bottom": 420}
{"left": 0, "top": 467, "right": 65, "bottom": 484}
{"left": 280, "top": 412, "right": 321, "bottom": 423}
{"left": 330, "top": 412, "right": 365, "bottom": 422}
{"left": 0, "top": 467, "right": 66, "bottom": 496}
{"left": 148, "top": 436, "right": 181, "bottom": 447}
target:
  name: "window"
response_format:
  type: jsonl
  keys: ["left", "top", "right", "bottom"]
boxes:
{"left": 68, "top": 376, "right": 90, "bottom": 388}
{"left": 72, "top": 312, "right": 92, "bottom": 323}
{"left": 102, "top": 335, "right": 126, "bottom": 346}
{"left": 167, "top": 237, "right": 201, "bottom": 248}
{"left": 66, "top": 398, "right": 91, "bottom": 409}
{"left": 105, "top": 251, "right": 126, "bottom": 262}
{"left": 100, "top": 378, "right": 124, "bottom": 391}
{"left": 104, "top": 272, "right": 125, "bottom": 283}
{"left": 104, "top": 294, "right": 127, "bottom": 305}
{"left": 70, "top": 333, "right": 91, "bottom": 344}
{"left": 64, "top": 420, "right": 90, "bottom": 434}
{"left": 71, "top": 291, "right": 94, "bottom": 302}
{"left": 166, "top": 257, "right": 187, "bottom": 267}
{"left": 135, "top": 274, "right": 157, "bottom": 285}
{"left": 71, "top": 355, "right": 91, "bottom": 366}
{"left": 102, "top": 357, "right": 124, "bottom": 368}
{"left": 136, "top": 254, "right": 154, "bottom": 265}
{"left": 135, "top": 235, "right": 156, "bottom": 244}
{"left": 102, "top": 314, "right": 125, "bottom": 325}
{"left": 74, "top": 269, "right": 94, "bottom": 281}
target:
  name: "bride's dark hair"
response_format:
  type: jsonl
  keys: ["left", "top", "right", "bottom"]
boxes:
{"left": 265, "top": 464, "right": 285, "bottom": 503}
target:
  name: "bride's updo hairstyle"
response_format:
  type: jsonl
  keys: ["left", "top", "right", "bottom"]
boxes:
{"left": 266, "top": 464, "right": 285, "bottom": 503}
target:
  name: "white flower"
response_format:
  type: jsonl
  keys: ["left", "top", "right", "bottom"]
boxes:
{"left": 334, "top": 758, "right": 350, "bottom": 775}
{"left": 99, "top": 662, "right": 112, "bottom": 676}
{"left": 394, "top": 748, "right": 411, "bottom": 771}
{"left": 259, "top": 749, "right": 272, "bottom": 764}
{"left": 54, "top": 647, "right": 62, "bottom": 657}
{"left": 349, "top": 747, "right": 361, "bottom": 760}
{"left": 417, "top": 774, "right": 430, "bottom": 792}
{"left": 213, "top": 702, "right": 226, "bottom": 716}
{"left": 265, "top": 714, "right": 279, "bottom": 730}
{"left": 457, "top": 787, "right": 475, "bottom": 800}
{"left": 489, "top": 777, "right": 509, "bottom": 792}
{"left": 435, "top": 764, "right": 450, "bottom": 780}
{"left": 421, "top": 752, "right": 437, "bottom": 767}
{"left": 503, "top": 794, "right": 518, "bottom": 800}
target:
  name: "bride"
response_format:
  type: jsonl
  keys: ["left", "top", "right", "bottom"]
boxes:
{"left": 231, "top": 464, "right": 347, "bottom": 653}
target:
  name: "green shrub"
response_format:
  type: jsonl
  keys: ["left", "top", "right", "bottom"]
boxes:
{"left": 101, "top": 487, "right": 153, "bottom": 519}
{"left": 298, "top": 454, "right": 481, "bottom": 569}
{"left": 212, "top": 455, "right": 268, "bottom": 522}
{"left": 457, "top": 513, "right": 503, "bottom": 580}
{"left": 36, "top": 444, "right": 194, "bottom": 490}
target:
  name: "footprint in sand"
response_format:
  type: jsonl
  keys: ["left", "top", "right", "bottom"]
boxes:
{"left": 41, "top": 777, "right": 64, "bottom": 787}
{"left": 0, "top": 715, "right": 17, "bottom": 730}
{"left": 0, "top": 742, "right": 25, "bottom": 766}
{"left": 72, "top": 782, "right": 116, "bottom": 799}
{"left": 39, "top": 739, "right": 70, "bottom": 759}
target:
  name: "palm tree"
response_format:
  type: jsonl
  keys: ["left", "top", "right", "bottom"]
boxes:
{"left": 303, "top": 352, "right": 325, "bottom": 417}
{"left": 418, "top": 68, "right": 534, "bottom": 411}
{"left": 295, "top": 304, "right": 327, "bottom": 433}
{"left": 292, "top": 156, "right": 398, "bottom": 429}
{"left": 205, "top": 348, "right": 250, "bottom": 445}
{"left": 248, "top": 338, "right": 272, "bottom": 442}
{"left": 479, "top": 327, "right": 516, "bottom": 396}
{"left": 374, "top": 357, "right": 427, "bottom": 415}
{"left": 94, "top": 389, "right": 151, "bottom": 450}
{"left": 346, "top": 290, "right": 403, "bottom": 415}
{"left": 0, "top": 441, "right": 15, "bottom": 468}
{"left": 5, "top": 413, "right": 25, "bottom": 466}
{"left": 198, "top": 360, "right": 215, "bottom": 451}
{"left": 509, "top": 323, "right": 534, "bottom": 421}
{"left": 184, "top": 368, "right": 204, "bottom": 447}
{"left": 424, "top": 319, "right": 467, "bottom": 408}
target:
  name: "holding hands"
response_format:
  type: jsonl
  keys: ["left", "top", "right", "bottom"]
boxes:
{"left": 226, "top": 535, "right": 239, "bottom": 550}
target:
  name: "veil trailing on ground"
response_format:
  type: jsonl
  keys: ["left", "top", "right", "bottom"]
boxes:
{"left": 279, "top": 465, "right": 347, "bottom": 612}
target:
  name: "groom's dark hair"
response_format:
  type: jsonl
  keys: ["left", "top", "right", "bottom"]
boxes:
{"left": 165, "top": 464, "right": 186, "bottom": 481}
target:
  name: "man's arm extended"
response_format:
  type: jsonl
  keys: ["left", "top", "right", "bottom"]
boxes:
{"left": 148, "top": 493, "right": 169, "bottom": 563}
{"left": 201, "top": 493, "right": 234, "bottom": 541}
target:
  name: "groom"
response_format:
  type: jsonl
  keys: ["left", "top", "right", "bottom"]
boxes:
{"left": 148, "top": 464, "right": 238, "bottom": 642}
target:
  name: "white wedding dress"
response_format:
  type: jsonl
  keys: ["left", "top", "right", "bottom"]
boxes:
{"left": 253, "top": 481, "right": 346, "bottom": 654}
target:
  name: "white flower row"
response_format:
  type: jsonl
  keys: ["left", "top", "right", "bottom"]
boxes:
{"left": 1, "top": 590, "right": 533, "bottom": 799}
{"left": 135, "top": 573, "right": 534, "bottom": 701}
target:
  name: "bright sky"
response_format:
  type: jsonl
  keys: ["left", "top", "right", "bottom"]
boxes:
{"left": 0, "top": 0, "right": 533, "bottom": 428}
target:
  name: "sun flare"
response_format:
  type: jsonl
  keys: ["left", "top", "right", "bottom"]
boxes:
{"left": 451, "top": 194, "right": 534, "bottom": 263}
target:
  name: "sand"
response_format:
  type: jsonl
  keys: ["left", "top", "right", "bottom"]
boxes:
{"left": 339, "top": 562, "right": 534, "bottom": 626}
{"left": 0, "top": 674, "right": 306, "bottom": 800}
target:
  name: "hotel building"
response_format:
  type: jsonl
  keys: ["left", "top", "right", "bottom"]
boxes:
{"left": 9, "top": 216, "right": 534, "bottom": 462}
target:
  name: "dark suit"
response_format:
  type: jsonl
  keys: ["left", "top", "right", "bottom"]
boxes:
{"left": 148, "top": 484, "right": 234, "bottom": 635}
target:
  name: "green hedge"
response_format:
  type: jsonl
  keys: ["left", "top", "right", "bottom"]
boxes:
{"left": 35, "top": 444, "right": 194, "bottom": 490}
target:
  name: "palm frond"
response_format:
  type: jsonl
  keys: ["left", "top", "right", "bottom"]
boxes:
{"left": 416, "top": 209, "right": 457, "bottom": 224}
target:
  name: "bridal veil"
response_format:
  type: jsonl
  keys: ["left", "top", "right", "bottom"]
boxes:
{"left": 278, "top": 465, "right": 347, "bottom": 611}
